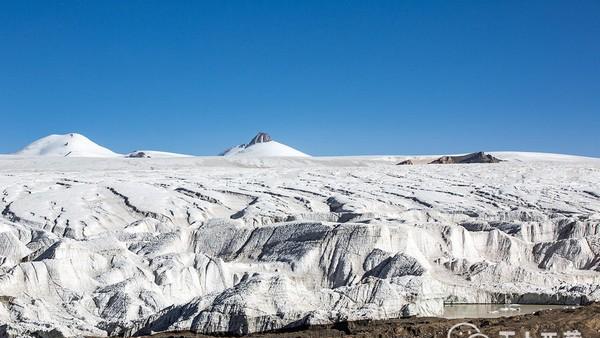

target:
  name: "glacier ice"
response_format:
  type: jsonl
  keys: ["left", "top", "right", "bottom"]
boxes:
{"left": 0, "top": 155, "right": 599, "bottom": 337}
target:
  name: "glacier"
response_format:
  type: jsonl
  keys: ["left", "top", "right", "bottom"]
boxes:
{"left": 0, "top": 155, "right": 599, "bottom": 337}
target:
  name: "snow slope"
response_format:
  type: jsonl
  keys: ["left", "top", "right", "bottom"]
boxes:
{"left": 14, "top": 133, "right": 120, "bottom": 157}
{"left": 222, "top": 132, "right": 309, "bottom": 157}
{"left": 125, "top": 150, "right": 193, "bottom": 158}
{"left": 489, "top": 151, "right": 600, "bottom": 163}
{"left": 0, "top": 156, "right": 599, "bottom": 337}
{"left": 226, "top": 140, "right": 309, "bottom": 157}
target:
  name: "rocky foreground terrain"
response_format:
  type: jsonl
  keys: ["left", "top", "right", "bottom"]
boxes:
{"left": 0, "top": 154, "right": 599, "bottom": 337}
{"left": 133, "top": 303, "right": 600, "bottom": 338}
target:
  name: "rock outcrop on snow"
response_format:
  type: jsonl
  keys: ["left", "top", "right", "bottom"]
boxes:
{"left": 126, "top": 151, "right": 150, "bottom": 158}
{"left": 0, "top": 156, "right": 599, "bottom": 337}
{"left": 247, "top": 132, "right": 273, "bottom": 145}
{"left": 430, "top": 152, "right": 502, "bottom": 164}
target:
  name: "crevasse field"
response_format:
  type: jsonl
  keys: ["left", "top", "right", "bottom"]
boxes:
{"left": 1, "top": 154, "right": 600, "bottom": 337}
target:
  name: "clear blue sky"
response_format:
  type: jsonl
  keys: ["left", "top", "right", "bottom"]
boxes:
{"left": 1, "top": 1, "right": 599, "bottom": 156}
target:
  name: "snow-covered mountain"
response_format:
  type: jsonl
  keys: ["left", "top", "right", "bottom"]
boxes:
{"left": 12, "top": 133, "right": 195, "bottom": 158}
{"left": 221, "top": 132, "right": 309, "bottom": 157}
{"left": 14, "top": 133, "right": 120, "bottom": 157}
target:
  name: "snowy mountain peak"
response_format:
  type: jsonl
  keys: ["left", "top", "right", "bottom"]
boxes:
{"left": 15, "top": 133, "right": 120, "bottom": 157}
{"left": 248, "top": 132, "right": 272, "bottom": 146}
{"left": 221, "top": 132, "right": 309, "bottom": 157}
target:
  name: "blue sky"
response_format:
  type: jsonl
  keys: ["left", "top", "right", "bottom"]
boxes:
{"left": 1, "top": 1, "right": 599, "bottom": 156}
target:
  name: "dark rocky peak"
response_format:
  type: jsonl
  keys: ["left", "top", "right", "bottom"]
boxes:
{"left": 247, "top": 132, "right": 272, "bottom": 146}
{"left": 127, "top": 151, "right": 151, "bottom": 158}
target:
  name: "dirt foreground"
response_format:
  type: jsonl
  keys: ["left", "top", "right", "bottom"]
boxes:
{"left": 132, "top": 303, "right": 600, "bottom": 338}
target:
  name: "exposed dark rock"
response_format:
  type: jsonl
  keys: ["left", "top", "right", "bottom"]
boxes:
{"left": 396, "top": 160, "right": 414, "bottom": 165}
{"left": 127, "top": 151, "right": 151, "bottom": 158}
{"left": 429, "top": 152, "right": 502, "bottom": 164}
{"left": 248, "top": 132, "right": 273, "bottom": 146}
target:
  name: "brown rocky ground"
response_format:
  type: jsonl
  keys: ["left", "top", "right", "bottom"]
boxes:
{"left": 129, "top": 303, "right": 600, "bottom": 338}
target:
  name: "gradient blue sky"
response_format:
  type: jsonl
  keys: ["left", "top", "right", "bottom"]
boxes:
{"left": 1, "top": 1, "right": 599, "bottom": 156}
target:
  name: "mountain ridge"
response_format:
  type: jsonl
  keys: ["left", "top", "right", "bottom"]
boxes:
{"left": 7, "top": 133, "right": 598, "bottom": 161}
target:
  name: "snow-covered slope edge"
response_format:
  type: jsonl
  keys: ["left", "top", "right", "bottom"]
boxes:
{"left": 489, "top": 151, "right": 600, "bottom": 163}
{"left": 125, "top": 150, "right": 193, "bottom": 158}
